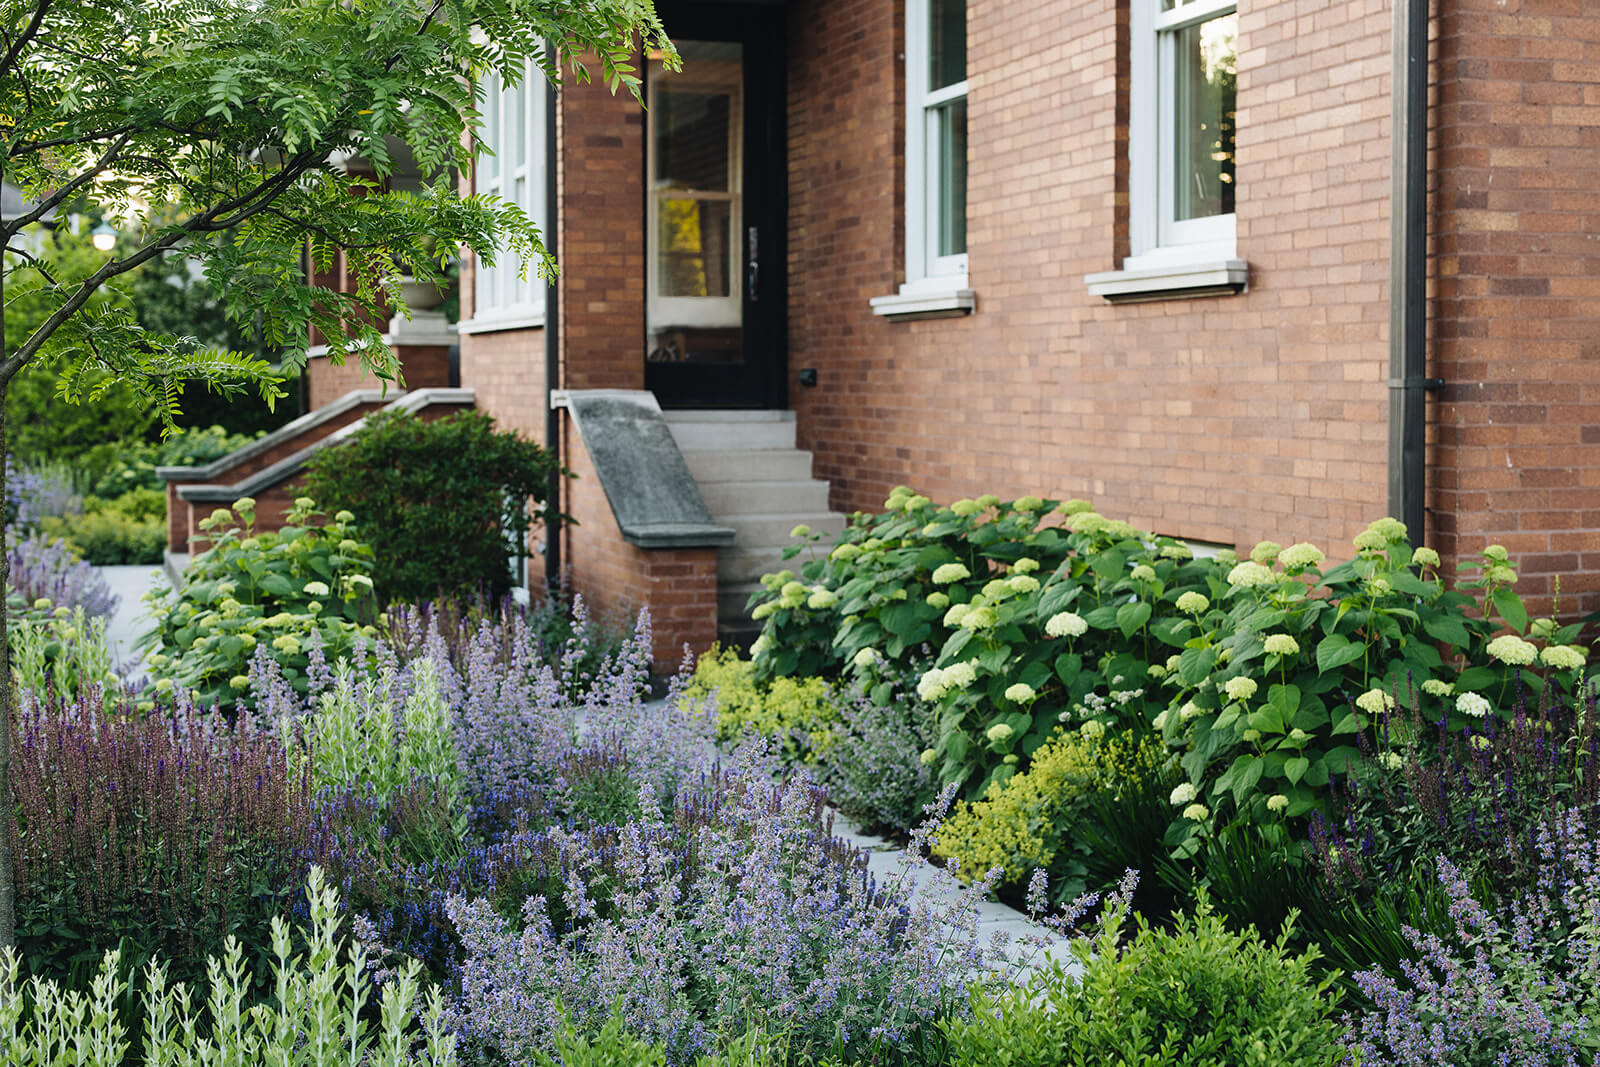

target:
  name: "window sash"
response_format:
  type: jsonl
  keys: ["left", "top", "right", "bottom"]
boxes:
{"left": 474, "top": 63, "right": 546, "bottom": 320}
{"left": 905, "top": 0, "right": 968, "bottom": 286}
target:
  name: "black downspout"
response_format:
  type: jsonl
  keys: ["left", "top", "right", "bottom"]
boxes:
{"left": 542, "top": 38, "right": 563, "bottom": 595}
{"left": 1388, "top": 0, "right": 1434, "bottom": 543}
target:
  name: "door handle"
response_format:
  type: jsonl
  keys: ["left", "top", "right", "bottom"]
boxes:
{"left": 746, "top": 225, "right": 759, "bottom": 301}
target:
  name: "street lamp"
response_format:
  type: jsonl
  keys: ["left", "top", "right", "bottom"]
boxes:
{"left": 90, "top": 221, "right": 116, "bottom": 252}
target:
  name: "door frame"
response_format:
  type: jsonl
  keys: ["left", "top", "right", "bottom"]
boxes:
{"left": 644, "top": 2, "right": 788, "bottom": 411}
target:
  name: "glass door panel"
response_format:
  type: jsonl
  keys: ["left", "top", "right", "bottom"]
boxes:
{"left": 647, "top": 41, "right": 743, "bottom": 366}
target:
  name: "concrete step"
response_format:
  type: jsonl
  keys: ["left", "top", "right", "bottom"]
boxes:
{"left": 719, "top": 582, "right": 770, "bottom": 628}
{"left": 722, "top": 511, "right": 847, "bottom": 548}
{"left": 700, "top": 479, "right": 832, "bottom": 516}
{"left": 681, "top": 448, "right": 816, "bottom": 484}
{"left": 719, "top": 545, "right": 805, "bottom": 584}
{"left": 665, "top": 413, "right": 797, "bottom": 452}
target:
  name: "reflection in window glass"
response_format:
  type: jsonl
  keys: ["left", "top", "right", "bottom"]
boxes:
{"left": 933, "top": 97, "right": 967, "bottom": 258}
{"left": 658, "top": 198, "right": 732, "bottom": 297}
{"left": 929, "top": 0, "right": 966, "bottom": 91}
{"left": 1172, "top": 12, "right": 1236, "bottom": 222}
{"left": 655, "top": 89, "right": 732, "bottom": 192}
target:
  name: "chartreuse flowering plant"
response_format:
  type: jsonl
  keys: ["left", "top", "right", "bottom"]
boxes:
{"left": 746, "top": 490, "right": 1224, "bottom": 797}
{"left": 1155, "top": 519, "right": 1593, "bottom": 850}
{"left": 137, "top": 496, "right": 379, "bottom": 706}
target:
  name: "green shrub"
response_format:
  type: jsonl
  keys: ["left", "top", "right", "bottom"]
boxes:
{"left": 40, "top": 487, "right": 166, "bottom": 564}
{"left": 139, "top": 496, "right": 378, "bottom": 706}
{"left": 942, "top": 891, "right": 1345, "bottom": 1067}
{"left": 685, "top": 646, "right": 838, "bottom": 761}
{"left": 748, "top": 491, "right": 1222, "bottom": 797}
{"left": 1152, "top": 523, "right": 1586, "bottom": 852}
{"left": 301, "top": 409, "right": 567, "bottom": 602}
{"left": 536, "top": 1011, "right": 789, "bottom": 1067}
{"left": 0, "top": 868, "right": 457, "bottom": 1066}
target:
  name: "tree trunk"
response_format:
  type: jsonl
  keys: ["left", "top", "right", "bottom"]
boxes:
{"left": 0, "top": 263, "right": 13, "bottom": 952}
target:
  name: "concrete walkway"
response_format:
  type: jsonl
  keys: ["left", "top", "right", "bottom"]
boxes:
{"left": 97, "top": 563, "right": 167, "bottom": 675}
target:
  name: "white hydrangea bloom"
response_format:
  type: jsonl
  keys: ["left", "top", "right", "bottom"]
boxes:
{"left": 1456, "top": 692, "right": 1492, "bottom": 719}
{"left": 1486, "top": 635, "right": 1537, "bottom": 667}
{"left": 1170, "top": 782, "right": 1198, "bottom": 806}
{"left": 1045, "top": 611, "right": 1088, "bottom": 638}
{"left": 932, "top": 562, "right": 971, "bottom": 584}
{"left": 1541, "top": 644, "right": 1586, "bottom": 671}
{"left": 1355, "top": 688, "right": 1396, "bottom": 716}
{"left": 1223, "top": 677, "right": 1258, "bottom": 702}
{"left": 1227, "top": 561, "right": 1276, "bottom": 588}
{"left": 1175, "top": 591, "right": 1210, "bottom": 615}
{"left": 1263, "top": 634, "right": 1300, "bottom": 656}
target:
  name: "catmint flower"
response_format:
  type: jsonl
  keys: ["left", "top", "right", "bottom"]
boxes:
{"left": 1266, "top": 794, "right": 1289, "bottom": 813}
{"left": 1541, "top": 644, "right": 1586, "bottom": 670}
{"left": 1421, "top": 678, "right": 1453, "bottom": 697}
{"left": 1412, "top": 546, "right": 1440, "bottom": 568}
{"left": 1003, "top": 683, "right": 1036, "bottom": 704}
{"left": 932, "top": 562, "right": 971, "bottom": 584}
{"left": 1456, "top": 692, "right": 1492, "bottom": 718}
{"left": 1170, "top": 782, "right": 1198, "bottom": 806}
{"left": 1130, "top": 564, "right": 1156, "bottom": 582}
{"left": 1175, "top": 591, "right": 1210, "bottom": 615}
{"left": 1355, "top": 688, "right": 1395, "bottom": 715}
{"left": 1486, "top": 634, "right": 1537, "bottom": 666}
{"left": 1263, "top": 633, "right": 1299, "bottom": 656}
{"left": 1223, "top": 677, "right": 1258, "bottom": 702}
{"left": 1250, "top": 541, "right": 1282, "bottom": 564}
{"left": 985, "top": 723, "right": 1015, "bottom": 743}
{"left": 1182, "top": 803, "right": 1209, "bottom": 822}
{"left": 1045, "top": 611, "right": 1087, "bottom": 638}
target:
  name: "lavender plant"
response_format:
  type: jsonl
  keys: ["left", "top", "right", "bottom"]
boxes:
{"left": 6, "top": 531, "right": 118, "bottom": 618}
{"left": 802, "top": 671, "right": 940, "bottom": 837}
{"left": 1343, "top": 842, "right": 1600, "bottom": 1066}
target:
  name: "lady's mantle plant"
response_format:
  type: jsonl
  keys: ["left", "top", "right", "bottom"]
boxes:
{"left": 139, "top": 496, "right": 378, "bottom": 706}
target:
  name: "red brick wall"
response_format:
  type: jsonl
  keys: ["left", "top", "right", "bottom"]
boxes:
{"left": 785, "top": 0, "right": 1394, "bottom": 558}
{"left": 1430, "top": 0, "right": 1600, "bottom": 621}
{"left": 306, "top": 344, "right": 452, "bottom": 410}
{"left": 562, "top": 414, "right": 720, "bottom": 672}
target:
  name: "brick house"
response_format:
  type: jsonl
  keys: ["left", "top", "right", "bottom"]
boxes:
{"left": 282, "top": 0, "right": 1600, "bottom": 669}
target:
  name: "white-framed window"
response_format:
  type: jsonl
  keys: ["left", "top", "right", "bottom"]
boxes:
{"left": 1128, "top": 0, "right": 1237, "bottom": 267}
{"left": 904, "top": 0, "right": 967, "bottom": 290}
{"left": 468, "top": 62, "right": 547, "bottom": 329}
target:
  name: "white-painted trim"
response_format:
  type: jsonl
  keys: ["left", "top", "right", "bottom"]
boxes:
{"left": 456, "top": 312, "right": 547, "bottom": 335}
{"left": 1084, "top": 258, "right": 1247, "bottom": 302}
{"left": 869, "top": 286, "right": 976, "bottom": 318}
{"left": 473, "top": 62, "right": 547, "bottom": 322}
{"left": 1130, "top": 0, "right": 1237, "bottom": 263}
{"left": 904, "top": 0, "right": 968, "bottom": 288}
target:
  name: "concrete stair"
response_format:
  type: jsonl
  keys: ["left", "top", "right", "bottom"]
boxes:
{"left": 663, "top": 411, "right": 845, "bottom": 648}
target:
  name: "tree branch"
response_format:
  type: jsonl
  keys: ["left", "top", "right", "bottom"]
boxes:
{"left": 1, "top": 131, "right": 133, "bottom": 241}
{"left": 0, "top": 0, "right": 51, "bottom": 83}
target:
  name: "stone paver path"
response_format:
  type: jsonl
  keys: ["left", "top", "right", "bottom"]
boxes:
{"left": 98, "top": 563, "right": 165, "bottom": 675}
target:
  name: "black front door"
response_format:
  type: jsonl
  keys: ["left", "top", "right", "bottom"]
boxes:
{"left": 644, "top": 4, "right": 786, "bottom": 410}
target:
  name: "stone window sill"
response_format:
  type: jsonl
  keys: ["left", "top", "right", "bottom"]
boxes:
{"left": 869, "top": 286, "right": 976, "bottom": 320}
{"left": 457, "top": 312, "right": 546, "bottom": 335}
{"left": 1085, "top": 259, "right": 1248, "bottom": 304}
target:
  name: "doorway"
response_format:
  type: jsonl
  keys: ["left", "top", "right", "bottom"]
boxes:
{"left": 644, "top": 5, "right": 786, "bottom": 410}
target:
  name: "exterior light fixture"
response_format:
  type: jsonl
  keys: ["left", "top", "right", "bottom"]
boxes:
{"left": 90, "top": 221, "right": 117, "bottom": 252}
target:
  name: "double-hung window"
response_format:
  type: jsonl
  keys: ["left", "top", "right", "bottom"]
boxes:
{"left": 873, "top": 0, "right": 973, "bottom": 317}
{"left": 466, "top": 62, "right": 547, "bottom": 330}
{"left": 1093, "top": 0, "right": 1243, "bottom": 299}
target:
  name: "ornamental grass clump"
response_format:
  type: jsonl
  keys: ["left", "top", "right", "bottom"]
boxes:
{"left": 11, "top": 686, "right": 311, "bottom": 997}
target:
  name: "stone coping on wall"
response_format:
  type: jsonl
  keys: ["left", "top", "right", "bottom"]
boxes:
{"left": 174, "top": 388, "right": 476, "bottom": 503}
{"left": 552, "top": 389, "right": 735, "bottom": 549}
